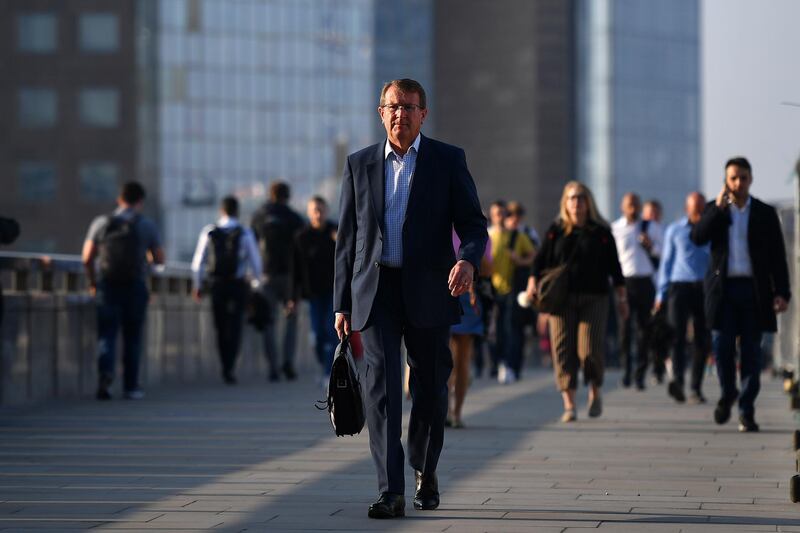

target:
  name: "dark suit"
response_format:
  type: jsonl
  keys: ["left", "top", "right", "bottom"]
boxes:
{"left": 691, "top": 197, "right": 790, "bottom": 415}
{"left": 334, "top": 135, "right": 486, "bottom": 495}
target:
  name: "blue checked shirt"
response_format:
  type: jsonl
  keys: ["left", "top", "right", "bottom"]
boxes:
{"left": 380, "top": 134, "right": 421, "bottom": 267}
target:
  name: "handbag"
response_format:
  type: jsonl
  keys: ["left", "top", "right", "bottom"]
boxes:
{"left": 532, "top": 227, "right": 585, "bottom": 314}
{"left": 315, "top": 335, "right": 366, "bottom": 436}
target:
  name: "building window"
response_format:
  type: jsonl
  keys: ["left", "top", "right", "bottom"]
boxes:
{"left": 79, "top": 13, "right": 119, "bottom": 52}
{"left": 79, "top": 88, "right": 120, "bottom": 127}
{"left": 18, "top": 88, "right": 57, "bottom": 128}
{"left": 17, "top": 13, "right": 57, "bottom": 53}
{"left": 18, "top": 162, "right": 57, "bottom": 202}
{"left": 80, "top": 161, "right": 119, "bottom": 201}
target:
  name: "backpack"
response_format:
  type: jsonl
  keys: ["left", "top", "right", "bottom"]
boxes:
{"left": 316, "top": 336, "right": 366, "bottom": 436}
{"left": 207, "top": 226, "right": 242, "bottom": 281}
{"left": 98, "top": 214, "right": 140, "bottom": 284}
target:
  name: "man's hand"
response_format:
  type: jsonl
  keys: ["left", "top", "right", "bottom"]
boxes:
{"left": 285, "top": 300, "right": 296, "bottom": 315}
{"left": 192, "top": 288, "right": 202, "bottom": 303}
{"left": 774, "top": 296, "right": 789, "bottom": 313}
{"left": 335, "top": 312, "right": 351, "bottom": 340}
{"left": 617, "top": 299, "right": 630, "bottom": 321}
{"left": 448, "top": 260, "right": 475, "bottom": 297}
{"left": 716, "top": 184, "right": 731, "bottom": 207}
{"left": 652, "top": 300, "right": 663, "bottom": 314}
{"left": 88, "top": 284, "right": 97, "bottom": 298}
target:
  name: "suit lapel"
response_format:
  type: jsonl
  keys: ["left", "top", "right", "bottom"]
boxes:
{"left": 404, "top": 135, "right": 432, "bottom": 223}
{"left": 366, "top": 143, "right": 385, "bottom": 235}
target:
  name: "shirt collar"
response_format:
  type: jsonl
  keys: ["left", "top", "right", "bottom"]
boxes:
{"left": 384, "top": 133, "right": 421, "bottom": 160}
{"left": 217, "top": 216, "right": 238, "bottom": 226}
{"left": 732, "top": 196, "right": 752, "bottom": 213}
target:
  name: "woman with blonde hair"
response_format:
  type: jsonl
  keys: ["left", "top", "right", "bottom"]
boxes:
{"left": 527, "top": 181, "right": 628, "bottom": 422}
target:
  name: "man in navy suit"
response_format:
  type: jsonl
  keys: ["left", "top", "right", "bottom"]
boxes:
{"left": 334, "top": 79, "right": 487, "bottom": 519}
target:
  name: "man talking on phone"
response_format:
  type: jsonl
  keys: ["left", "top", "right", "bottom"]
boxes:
{"left": 691, "top": 157, "right": 790, "bottom": 432}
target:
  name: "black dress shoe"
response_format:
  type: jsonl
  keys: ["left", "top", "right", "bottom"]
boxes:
{"left": 283, "top": 364, "right": 297, "bottom": 381}
{"left": 738, "top": 414, "right": 760, "bottom": 433}
{"left": 714, "top": 393, "right": 738, "bottom": 424}
{"left": 667, "top": 381, "right": 686, "bottom": 403}
{"left": 368, "top": 492, "right": 405, "bottom": 519}
{"left": 414, "top": 470, "right": 440, "bottom": 510}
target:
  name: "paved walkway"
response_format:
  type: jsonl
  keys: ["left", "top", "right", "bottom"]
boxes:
{"left": 0, "top": 369, "right": 798, "bottom": 532}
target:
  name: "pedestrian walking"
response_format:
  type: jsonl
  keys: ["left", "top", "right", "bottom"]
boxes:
{"left": 447, "top": 230, "right": 492, "bottom": 429}
{"left": 191, "top": 196, "right": 262, "bottom": 384}
{"left": 612, "top": 192, "right": 663, "bottom": 390}
{"left": 654, "top": 192, "right": 710, "bottom": 404}
{"left": 0, "top": 216, "right": 20, "bottom": 329}
{"left": 643, "top": 199, "right": 667, "bottom": 383}
{"left": 82, "top": 182, "right": 164, "bottom": 400}
{"left": 490, "top": 201, "right": 535, "bottom": 384}
{"left": 528, "top": 181, "right": 627, "bottom": 422}
{"left": 288, "top": 196, "right": 338, "bottom": 383}
{"left": 251, "top": 181, "right": 304, "bottom": 381}
{"left": 691, "top": 157, "right": 791, "bottom": 432}
{"left": 333, "top": 79, "right": 487, "bottom": 518}
{"left": 478, "top": 200, "right": 507, "bottom": 379}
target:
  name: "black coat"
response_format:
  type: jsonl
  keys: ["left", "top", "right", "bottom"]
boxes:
{"left": 333, "top": 135, "right": 487, "bottom": 330}
{"left": 690, "top": 197, "right": 790, "bottom": 332}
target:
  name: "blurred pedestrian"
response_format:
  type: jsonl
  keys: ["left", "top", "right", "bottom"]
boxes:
{"left": 447, "top": 230, "right": 492, "bottom": 428}
{"left": 479, "top": 200, "right": 507, "bottom": 378}
{"left": 0, "top": 216, "right": 20, "bottom": 328}
{"left": 251, "top": 181, "right": 304, "bottom": 381}
{"left": 288, "top": 196, "right": 338, "bottom": 383}
{"left": 191, "top": 196, "right": 262, "bottom": 384}
{"left": 643, "top": 199, "right": 667, "bottom": 383}
{"left": 490, "top": 201, "right": 534, "bottom": 384}
{"left": 82, "top": 181, "right": 164, "bottom": 400}
{"left": 612, "top": 192, "right": 662, "bottom": 390}
{"left": 691, "top": 157, "right": 791, "bottom": 432}
{"left": 655, "top": 192, "right": 710, "bottom": 404}
{"left": 528, "top": 181, "right": 627, "bottom": 422}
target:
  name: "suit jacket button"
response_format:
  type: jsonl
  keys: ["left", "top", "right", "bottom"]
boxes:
{"left": 374, "top": 262, "right": 379, "bottom": 268}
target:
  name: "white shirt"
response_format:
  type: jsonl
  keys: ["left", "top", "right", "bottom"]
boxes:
{"left": 191, "top": 216, "right": 262, "bottom": 290}
{"left": 611, "top": 216, "right": 663, "bottom": 278}
{"left": 727, "top": 196, "right": 753, "bottom": 277}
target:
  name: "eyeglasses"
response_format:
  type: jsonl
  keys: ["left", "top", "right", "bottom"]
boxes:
{"left": 380, "top": 103, "right": 423, "bottom": 113}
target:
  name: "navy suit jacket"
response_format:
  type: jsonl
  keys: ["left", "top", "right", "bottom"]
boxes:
{"left": 334, "top": 135, "right": 487, "bottom": 331}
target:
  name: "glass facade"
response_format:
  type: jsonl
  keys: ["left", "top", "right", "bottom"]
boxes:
{"left": 79, "top": 88, "right": 120, "bottom": 127}
{"left": 152, "top": 0, "right": 378, "bottom": 261}
{"left": 79, "top": 13, "right": 120, "bottom": 52}
{"left": 17, "top": 13, "right": 57, "bottom": 53}
{"left": 80, "top": 162, "right": 120, "bottom": 201}
{"left": 576, "top": 0, "right": 700, "bottom": 222}
{"left": 18, "top": 162, "right": 57, "bottom": 202}
{"left": 18, "top": 88, "right": 57, "bottom": 128}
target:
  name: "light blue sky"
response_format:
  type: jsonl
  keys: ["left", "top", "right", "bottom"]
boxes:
{"left": 702, "top": 0, "right": 800, "bottom": 205}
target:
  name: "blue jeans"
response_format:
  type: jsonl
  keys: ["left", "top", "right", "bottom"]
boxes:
{"left": 712, "top": 278, "right": 763, "bottom": 417}
{"left": 308, "top": 293, "right": 337, "bottom": 374}
{"left": 96, "top": 279, "right": 149, "bottom": 392}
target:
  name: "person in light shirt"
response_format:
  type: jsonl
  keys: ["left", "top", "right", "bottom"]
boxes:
{"left": 691, "top": 157, "right": 790, "bottom": 432}
{"left": 191, "top": 196, "right": 262, "bottom": 385}
{"left": 611, "top": 193, "right": 663, "bottom": 390}
{"left": 654, "top": 192, "right": 710, "bottom": 405}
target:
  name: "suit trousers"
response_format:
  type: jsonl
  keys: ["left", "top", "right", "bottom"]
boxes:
{"left": 210, "top": 279, "right": 247, "bottom": 376}
{"left": 360, "top": 266, "right": 453, "bottom": 495}
{"left": 620, "top": 276, "right": 655, "bottom": 386}
{"left": 712, "top": 278, "right": 763, "bottom": 417}
{"left": 667, "top": 282, "right": 708, "bottom": 393}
